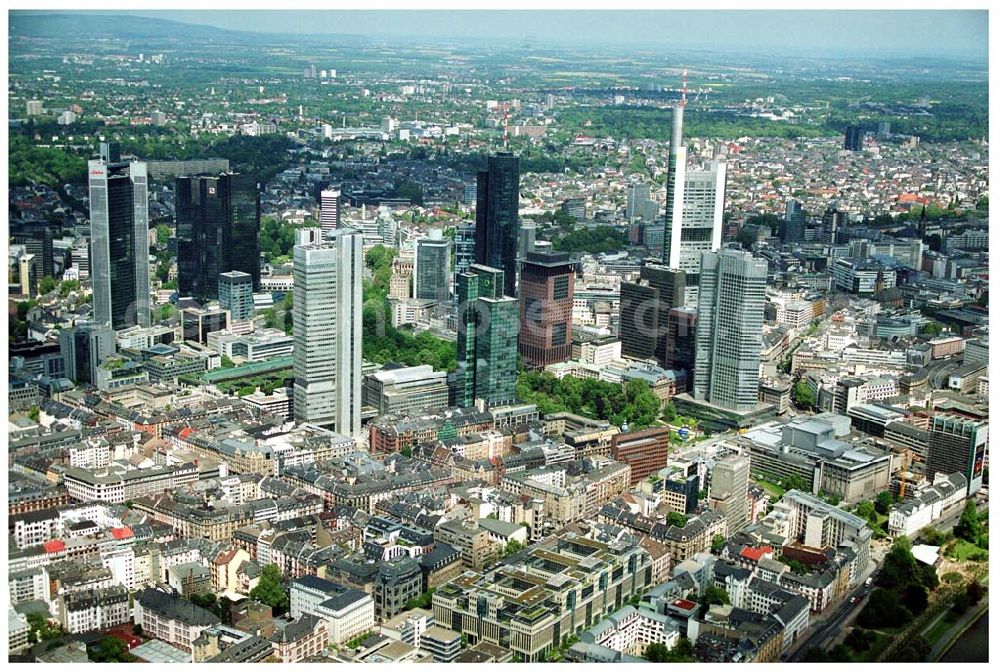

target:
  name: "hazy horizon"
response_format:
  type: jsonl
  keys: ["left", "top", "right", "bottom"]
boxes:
{"left": 11, "top": 9, "right": 989, "bottom": 61}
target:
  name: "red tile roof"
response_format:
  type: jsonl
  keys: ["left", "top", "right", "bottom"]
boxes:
{"left": 111, "top": 527, "right": 134, "bottom": 540}
{"left": 739, "top": 545, "right": 773, "bottom": 562}
{"left": 43, "top": 539, "right": 66, "bottom": 553}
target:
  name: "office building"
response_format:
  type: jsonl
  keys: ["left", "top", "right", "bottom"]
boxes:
{"left": 181, "top": 306, "right": 230, "bottom": 345}
{"left": 561, "top": 198, "right": 586, "bottom": 221}
{"left": 10, "top": 220, "right": 56, "bottom": 281}
{"left": 88, "top": 142, "right": 150, "bottom": 330}
{"left": 176, "top": 172, "right": 261, "bottom": 300}
{"left": 693, "top": 249, "right": 767, "bottom": 411}
{"left": 320, "top": 188, "right": 341, "bottom": 232}
{"left": 926, "top": 414, "right": 987, "bottom": 496}
{"left": 362, "top": 365, "right": 450, "bottom": 415}
{"left": 518, "top": 251, "right": 576, "bottom": 369}
{"left": 455, "top": 264, "right": 519, "bottom": 408}
{"left": 618, "top": 264, "right": 685, "bottom": 367}
{"left": 666, "top": 307, "right": 697, "bottom": 374}
{"left": 611, "top": 427, "right": 672, "bottom": 485}
{"left": 709, "top": 452, "right": 751, "bottom": 534}
{"left": 475, "top": 152, "right": 520, "bottom": 297}
{"left": 665, "top": 159, "right": 727, "bottom": 306}
{"left": 293, "top": 228, "right": 363, "bottom": 435}
{"left": 26, "top": 100, "right": 43, "bottom": 116}
{"left": 59, "top": 323, "right": 116, "bottom": 386}
{"left": 821, "top": 202, "right": 849, "bottom": 245}
{"left": 414, "top": 229, "right": 452, "bottom": 302}
{"left": 782, "top": 201, "right": 806, "bottom": 244}
{"left": 454, "top": 224, "right": 476, "bottom": 277}
{"left": 626, "top": 183, "right": 658, "bottom": 225}
{"left": 218, "top": 271, "right": 255, "bottom": 321}
{"left": 663, "top": 105, "right": 687, "bottom": 271}
{"left": 844, "top": 125, "right": 863, "bottom": 152}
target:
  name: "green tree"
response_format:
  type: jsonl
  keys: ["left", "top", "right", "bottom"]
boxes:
{"left": 953, "top": 500, "right": 983, "bottom": 543}
{"left": 89, "top": 636, "right": 135, "bottom": 662}
{"left": 792, "top": 379, "right": 816, "bottom": 409}
{"left": 966, "top": 578, "right": 985, "bottom": 606}
{"left": 903, "top": 585, "right": 929, "bottom": 615}
{"left": 156, "top": 224, "right": 170, "bottom": 247}
{"left": 221, "top": 355, "right": 236, "bottom": 369}
{"left": 858, "top": 588, "right": 913, "bottom": 629}
{"left": 920, "top": 321, "right": 944, "bottom": 337}
{"left": 855, "top": 500, "right": 878, "bottom": 524}
{"left": 59, "top": 279, "right": 80, "bottom": 297}
{"left": 666, "top": 512, "right": 688, "bottom": 529}
{"left": 249, "top": 564, "right": 288, "bottom": 613}
{"left": 702, "top": 585, "right": 730, "bottom": 608}
{"left": 782, "top": 474, "right": 810, "bottom": 492}
{"left": 38, "top": 275, "right": 57, "bottom": 295}
{"left": 28, "top": 405, "right": 40, "bottom": 423}
{"left": 711, "top": 534, "right": 727, "bottom": 554}
{"left": 874, "top": 491, "right": 895, "bottom": 515}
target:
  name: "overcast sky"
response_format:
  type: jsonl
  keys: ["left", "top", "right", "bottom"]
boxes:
{"left": 82, "top": 10, "right": 988, "bottom": 59}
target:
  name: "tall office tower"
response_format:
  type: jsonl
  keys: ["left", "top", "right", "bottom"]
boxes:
{"left": 414, "top": 229, "right": 452, "bottom": 302}
{"left": 844, "top": 125, "right": 864, "bottom": 151}
{"left": 455, "top": 264, "right": 519, "bottom": 408}
{"left": 821, "top": 202, "right": 849, "bottom": 245}
{"left": 454, "top": 224, "right": 476, "bottom": 277}
{"left": 292, "top": 228, "right": 363, "bottom": 436}
{"left": 709, "top": 451, "right": 751, "bottom": 533}
{"left": 626, "top": 183, "right": 651, "bottom": 223}
{"left": 662, "top": 106, "right": 687, "bottom": 269}
{"left": 665, "top": 160, "right": 727, "bottom": 306}
{"left": 89, "top": 142, "right": 150, "bottom": 330}
{"left": 693, "top": 248, "right": 767, "bottom": 411}
{"left": 665, "top": 307, "right": 697, "bottom": 375}
{"left": 475, "top": 152, "right": 520, "bottom": 297}
{"left": 877, "top": 122, "right": 891, "bottom": 139}
{"left": 10, "top": 221, "right": 55, "bottom": 280}
{"left": 218, "top": 271, "right": 254, "bottom": 321}
{"left": 926, "top": 414, "right": 987, "bottom": 496}
{"left": 518, "top": 251, "right": 575, "bottom": 369}
{"left": 618, "top": 264, "right": 685, "bottom": 366}
{"left": 320, "top": 188, "right": 341, "bottom": 232}
{"left": 782, "top": 200, "right": 806, "bottom": 244}
{"left": 59, "top": 323, "right": 116, "bottom": 386}
{"left": 518, "top": 223, "right": 537, "bottom": 259}
{"left": 176, "top": 172, "right": 261, "bottom": 300}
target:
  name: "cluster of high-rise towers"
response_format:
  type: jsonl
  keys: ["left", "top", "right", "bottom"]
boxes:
{"left": 83, "top": 101, "right": 768, "bottom": 438}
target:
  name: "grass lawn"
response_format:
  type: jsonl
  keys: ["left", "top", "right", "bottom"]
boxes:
{"left": 861, "top": 632, "right": 894, "bottom": 661}
{"left": 924, "top": 611, "right": 960, "bottom": 645}
{"left": 947, "top": 539, "right": 988, "bottom": 562}
{"left": 755, "top": 479, "right": 786, "bottom": 499}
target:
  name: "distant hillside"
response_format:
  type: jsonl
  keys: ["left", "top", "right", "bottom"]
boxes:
{"left": 9, "top": 12, "right": 248, "bottom": 42}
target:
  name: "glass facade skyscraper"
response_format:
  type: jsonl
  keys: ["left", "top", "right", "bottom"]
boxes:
{"left": 693, "top": 248, "right": 767, "bottom": 411}
{"left": 176, "top": 172, "right": 261, "bottom": 300}
{"left": 414, "top": 229, "right": 452, "bottom": 302}
{"left": 88, "top": 143, "right": 150, "bottom": 331}
{"left": 218, "top": 270, "right": 255, "bottom": 321}
{"left": 475, "top": 152, "right": 520, "bottom": 297}
{"left": 455, "top": 264, "right": 518, "bottom": 408}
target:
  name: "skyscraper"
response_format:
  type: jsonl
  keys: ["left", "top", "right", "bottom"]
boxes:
{"left": 454, "top": 223, "right": 476, "bottom": 277}
{"left": 821, "top": 202, "right": 849, "bottom": 245}
{"left": 320, "top": 188, "right": 341, "bottom": 232}
{"left": 88, "top": 142, "right": 150, "bottom": 330}
{"left": 455, "top": 264, "right": 518, "bottom": 408}
{"left": 782, "top": 200, "right": 806, "bottom": 244}
{"left": 59, "top": 323, "right": 116, "bottom": 386}
{"left": 176, "top": 172, "right": 261, "bottom": 300}
{"left": 292, "top": 228, "right": 363, "bottom": 435}
{"left": 518, "top": 251, "right": 575, "bottom": 369}
{"left": 10, "top": 221, "right": 55, "bottom": 280}
{"left": 475, "top": 152, "right": 520, "bottom": 297}
{"left": 844, "top": 125, "right": 864, "bottom": 151}
{"left": 414, "top": 229, "right": 452, "bottom": 302}
{"left": 663, "top": 106, "right": 687, "bottom": 270}
{"left": 710, "top": 451, "right": 751, "bottom": 533}
{"left": 926, "top": 414, "right": 987, "bottom": 496}
{"left": 218, "top": 271, "right": 254, "bottom": 321}
{"left": 618, "top": 264, "right": 685, "bottom": 367}
{"left": 693, "top": 248, "right": 767, "bottom": 411}
{"left": 665, "top": 159, "right": 727, "bottom": 306}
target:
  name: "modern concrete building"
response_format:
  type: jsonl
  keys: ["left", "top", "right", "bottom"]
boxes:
{"left": 709, "top": 451, "right": 751, "bottom": 534}
{"left": 618, "top": 264, "right": 685, "bottom": 367}
{"left": 362, "top": 365, "right": 450, "bottom": 415}
{"left": 88, "top": 141, "right": 150, "bottom": 330}
{"left": 320, "top": 187, "right": 341, "bottom": 232}
{"left": 518, "top": 251, "right": 576, "bottom": 369}
{"left": 293, "top": 228, "right": 363, "bottom": 435}
{"left": 693, "top": 248, "right": 767, "bottom": 411}
{"left": 59, "top": 323, "right": 116, "bottom": 386}
{"left": 219, "top": 270, "right": 255, "bottom": 321}
{"left": 926, "top": 414, "right": 988, "bottom": 495}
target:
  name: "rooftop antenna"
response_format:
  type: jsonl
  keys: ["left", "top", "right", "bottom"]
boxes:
{"left": 681, "top": 68, "right": 688, "bottom": 108}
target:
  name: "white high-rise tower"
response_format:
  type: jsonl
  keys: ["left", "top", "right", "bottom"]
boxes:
{"left": 320, "top": 188, "right": 341, "bottom": 232}
{"left": 292, "top": 228, "right": 362, "bottom": 435}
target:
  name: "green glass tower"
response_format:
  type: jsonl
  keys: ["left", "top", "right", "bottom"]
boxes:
{"left": 456, "top": 264, "right": 518, "bottom": 408}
